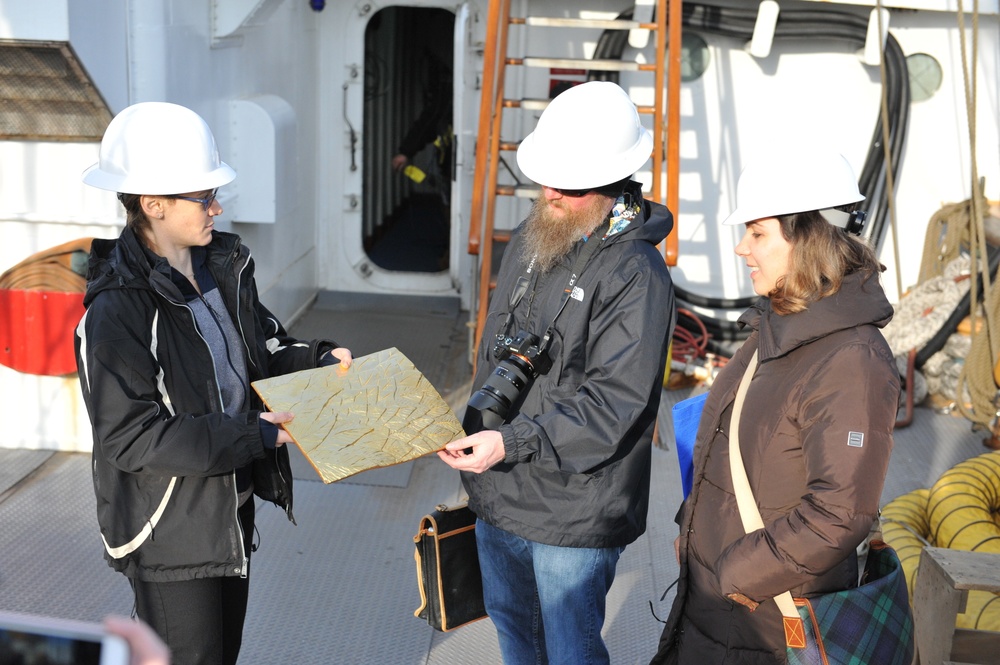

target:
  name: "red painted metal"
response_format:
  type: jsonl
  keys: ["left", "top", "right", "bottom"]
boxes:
{"left": 0, "top": 288, "right": 85, "bottom": 376}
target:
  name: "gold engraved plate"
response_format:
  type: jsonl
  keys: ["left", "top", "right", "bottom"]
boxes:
{"left": 251, "top": 347, "right": 465, "bottom": 483}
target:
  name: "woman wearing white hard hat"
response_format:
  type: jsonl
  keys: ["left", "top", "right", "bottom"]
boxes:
{"left": 651, "top": 148, "right": 903, "bottom": 664}
{"left": 75, "top": 102, "right": 352, "bottom": 665}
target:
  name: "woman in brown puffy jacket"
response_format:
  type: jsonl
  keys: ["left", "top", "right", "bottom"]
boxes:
{"left": 651, "top": 148, "right": 900, "bottom": 664}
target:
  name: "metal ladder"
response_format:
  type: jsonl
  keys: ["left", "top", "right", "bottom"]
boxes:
{"left": 467, "top": 0, "right": 681, "bottom": 354}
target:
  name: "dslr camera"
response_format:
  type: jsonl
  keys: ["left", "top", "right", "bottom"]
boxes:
{"left": 465, "top": 330, "right": 553, "bottom": 431}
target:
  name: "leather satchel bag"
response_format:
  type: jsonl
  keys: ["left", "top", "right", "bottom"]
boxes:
{"left": 729, "top": 350, "right": 915, "bottom": 665}
{"left": 413, "top": 502, "right": 487, "bottom": 631}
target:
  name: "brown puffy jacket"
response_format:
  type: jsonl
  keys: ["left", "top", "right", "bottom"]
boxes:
{"left": 652, "top": 271, "right": 900, "bottom": 664}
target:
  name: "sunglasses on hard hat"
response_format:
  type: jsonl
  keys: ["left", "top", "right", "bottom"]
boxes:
{"left": 166, "top": 189, "right": 218, "bottom": 211}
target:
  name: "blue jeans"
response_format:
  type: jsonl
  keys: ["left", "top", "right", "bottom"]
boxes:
{"left": 476, "top": 519, "right": 623, "bottom": 665}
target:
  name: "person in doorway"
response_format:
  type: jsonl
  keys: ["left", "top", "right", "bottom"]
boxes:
{"left": 650, "top": 148, "right": 900, "bottom": 664}
{"left": 75, "top": 102, "right": 352, "bottom": 665}
{"left": 438, "top": 81, "right": 676, "bottom": 664}
{"left": 390, "top": 49, "right": 453, "bottom": 199}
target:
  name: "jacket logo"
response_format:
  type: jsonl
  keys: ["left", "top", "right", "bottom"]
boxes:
{"left": 847, "top": 432, "right": 864, "bottom": 448}
{"left": 570, "top": 286, "right": 584, "bottom": 302}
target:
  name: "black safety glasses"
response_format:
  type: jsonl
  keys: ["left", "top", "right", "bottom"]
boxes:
{"left": 166, "top": 189, "right": 218, "bottom": 211}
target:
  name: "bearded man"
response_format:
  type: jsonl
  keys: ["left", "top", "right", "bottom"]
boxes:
{"left": 439, "top": 81, "right": 676, "bottom": 665}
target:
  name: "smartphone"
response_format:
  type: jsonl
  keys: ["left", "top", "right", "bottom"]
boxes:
{"left": 0, "top": 610, "right": 130, "bottom": 665}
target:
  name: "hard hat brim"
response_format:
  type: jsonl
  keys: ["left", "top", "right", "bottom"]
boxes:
{"left": 82, "top": 161, "right": 237, "bottom": 195}
{"left": 721, "top": 191, "right": 865, "bottom": 227}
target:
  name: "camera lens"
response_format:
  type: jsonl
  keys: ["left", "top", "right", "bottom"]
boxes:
{"left": 465, "top": 355, "right": 534, "bottom": 430}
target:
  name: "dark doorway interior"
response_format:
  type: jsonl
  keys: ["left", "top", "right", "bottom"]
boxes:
{"left": 363, "top": 6, "right": 454, "bottom": 273}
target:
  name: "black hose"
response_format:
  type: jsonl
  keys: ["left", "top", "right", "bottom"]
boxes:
{"left": 674, "top": 283, "right": 756, "bottom": 310}
{"left": 675, "top": 299, "right": 752, "bottom": 342}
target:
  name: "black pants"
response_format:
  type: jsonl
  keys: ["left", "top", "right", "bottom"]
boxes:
{"left": 132, "top": 499, "right": 255, "bottom": 665}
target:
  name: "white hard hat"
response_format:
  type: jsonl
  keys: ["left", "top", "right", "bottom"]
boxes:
{"left": 516, "top": 81, "right": 652, "bottom": 190}
{"left": 82, "top": 102, "right": 236, "bottom": 194}
{"left": 721, "top": 148, "right": 864, "bottom": 226}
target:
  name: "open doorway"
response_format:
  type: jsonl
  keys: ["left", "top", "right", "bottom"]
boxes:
{"left": 362, "top": 6, "right": 454, "bottom": 273}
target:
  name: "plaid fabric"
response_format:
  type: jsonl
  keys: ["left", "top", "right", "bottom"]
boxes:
{"left": 786, "top": 541, "right": 915, "bottom": 665}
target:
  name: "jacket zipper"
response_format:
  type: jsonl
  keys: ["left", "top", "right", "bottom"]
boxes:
{"left": 160, "top": 289, "right": 244, "bottom": 575}
{"left": 227, "top": 247, "right": 294, "bottom": 519}
{"left": 234, "top": 480, "right": 248, "bottom": 579}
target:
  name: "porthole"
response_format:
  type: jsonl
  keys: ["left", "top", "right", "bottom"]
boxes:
{"left": 907, "top": 53, "right": 943, "bottom": 102}
{"left": 680, "top": 32, "right": 710, "bottom": 83}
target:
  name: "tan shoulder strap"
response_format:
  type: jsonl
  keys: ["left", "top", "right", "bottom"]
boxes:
{"left": 727, "top": 349, "right": 799, "bottom": 619}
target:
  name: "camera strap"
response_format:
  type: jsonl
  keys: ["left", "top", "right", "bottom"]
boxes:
{"left": 495, "top": 233, "right": 605, "bottom": 356}
{"left": 495, "top": 274, "right": 533, "bottom": 346}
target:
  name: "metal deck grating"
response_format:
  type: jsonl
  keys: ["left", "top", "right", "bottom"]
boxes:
{"left": 0, "top": 452, "right": 132, "bottom": 621}
{"left": 0, "top": 449, "right": 53, "bottom": 497}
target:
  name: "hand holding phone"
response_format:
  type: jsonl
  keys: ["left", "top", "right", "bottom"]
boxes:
{"left": 0, "top": 610, "right": 131, "bottom": 665}
{"left": 104, "top": 615, "right": 171, "bottom": 665}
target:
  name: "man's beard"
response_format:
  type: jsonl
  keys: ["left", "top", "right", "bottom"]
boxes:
{"left": 519, "top": 195, "right": 613, "bottom": 273}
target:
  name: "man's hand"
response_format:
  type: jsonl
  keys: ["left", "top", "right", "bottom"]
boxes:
{"left": 260, "top": 411, "right": 294, "bottom": 446}
{"left": 437, "top": 430, "right": 506, "bottom": 474}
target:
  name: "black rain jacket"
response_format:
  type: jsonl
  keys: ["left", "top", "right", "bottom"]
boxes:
{"left": 75, "top": 227, "right": 335, "bottom": 582}
{"left": 463, "top": 183, "right": 676, "bottom": 548}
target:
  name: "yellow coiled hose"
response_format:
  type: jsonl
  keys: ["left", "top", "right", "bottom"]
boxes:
{"left": 882, "top": 451, "right": 1000, "bottom": 630}
{"left": 881, "top": 488, "right": 931, "bottom": 599}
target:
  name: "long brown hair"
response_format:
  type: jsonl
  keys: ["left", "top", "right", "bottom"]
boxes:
{"left": 769, "top": 210, "right": 884, "bottom": 315}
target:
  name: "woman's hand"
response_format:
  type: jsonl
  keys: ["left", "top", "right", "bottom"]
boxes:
{"left": 260, "top": 411, "right": 294, "bottom": 446}
{"left": 328, "top": 347, "right": 353, "bottom": 369}
{"left": 674, "top": 535, "right": 681, "bottom": 565}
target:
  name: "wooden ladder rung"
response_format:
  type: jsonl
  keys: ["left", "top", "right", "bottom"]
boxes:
{"left": 512, "top": 16, "right": 658, "bottom": 31}
{"left": 508, "top": 57, "right": 654, "bottom": 72}
{"left": 502, "top": 98, "right": 550, "bottom": 110}
{"left": 496, "top": 184, "right": 542, "bottom": 198}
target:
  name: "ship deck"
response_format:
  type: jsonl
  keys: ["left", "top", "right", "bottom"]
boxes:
{"left": 0, "top": 291, "right": 988, "bottom": 664}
